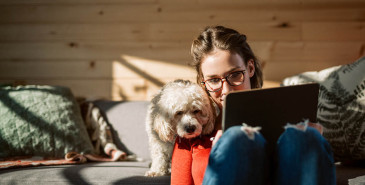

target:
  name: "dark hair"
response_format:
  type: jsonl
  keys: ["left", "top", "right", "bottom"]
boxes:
{"left": 190, "top": 25, "right": 263, "bottom": 89}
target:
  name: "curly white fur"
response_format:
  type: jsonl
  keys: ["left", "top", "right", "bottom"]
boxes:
{"left": 145, "top": 79, "right": 215, "bottom": 177}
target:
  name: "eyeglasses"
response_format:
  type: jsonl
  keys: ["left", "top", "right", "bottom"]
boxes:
{"left": 201, "top": 70, "right": 246, "bottom": 92}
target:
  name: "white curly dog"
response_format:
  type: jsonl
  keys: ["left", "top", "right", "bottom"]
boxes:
{"left": 145, "top": 79, "right": 216, "bottom": 177}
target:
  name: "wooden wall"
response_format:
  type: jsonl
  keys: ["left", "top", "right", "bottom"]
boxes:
{"left": 0, "top": 0, "right": 364, "bottom": 100}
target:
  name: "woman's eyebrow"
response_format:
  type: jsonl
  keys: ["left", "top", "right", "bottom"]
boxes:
{"left": 223, "top": 66, "right": 245, "bottom": 75}
{"left": 205, "top": 66, "right": 243, "bottom": 78}
{"left": 205, "top": 74, "right": 219, "bottom": 78}
{"left": 227, "top": 67, "right": 243, "bottom": 73}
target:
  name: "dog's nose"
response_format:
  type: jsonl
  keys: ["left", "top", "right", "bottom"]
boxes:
{"left": 185, "top": 125, "right": 196, "bottom": 133}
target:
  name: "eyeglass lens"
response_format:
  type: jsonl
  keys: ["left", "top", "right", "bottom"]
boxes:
{"left": 205, "top": 71, "right": 245, "bottom": 92}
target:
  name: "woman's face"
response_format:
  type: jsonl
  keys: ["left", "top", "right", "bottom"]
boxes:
{"left": 201, "top": 49, "right": 255, "bottom": 109}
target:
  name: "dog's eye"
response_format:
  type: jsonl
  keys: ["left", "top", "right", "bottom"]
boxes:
{"left": 193, "top": 110, "right": 200, "bottom": 114}
{"left": 176, "top": 111, "right": 183, "bottom": 116}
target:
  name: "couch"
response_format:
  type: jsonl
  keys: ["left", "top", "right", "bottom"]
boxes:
{"left": 1, "top": 56, "right": 365, "bottom": 184}
{"left": 0, "top": 98, "right": 364, "bottom": 185}
{"left": 0, "top": 98, "right": 171, "bottom": 185}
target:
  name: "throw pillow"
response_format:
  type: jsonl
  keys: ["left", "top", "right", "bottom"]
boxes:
{"left": 0, "top": 85, "right": 94, "bottom": 158}
{"left": 282, "top": 57, "right": 365, "bottom": 161}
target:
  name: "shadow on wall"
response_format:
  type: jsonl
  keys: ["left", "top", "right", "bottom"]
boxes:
{"left": 117, "top": 58, "right": 165, "bottom": 87}
{"left": 113, "top": 54, "right": 196, "bottom": 101}
{"left": 113, "top": 57, "right": 166, "bottom": 101}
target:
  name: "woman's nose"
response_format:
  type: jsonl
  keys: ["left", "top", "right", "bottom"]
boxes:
{"left": 221, "top": 80, "right": 232, "bottom": 95}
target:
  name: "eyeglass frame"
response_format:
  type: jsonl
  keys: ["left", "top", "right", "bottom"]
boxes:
{"left": 201, "top": 70, "right": 246, "bottom": 92}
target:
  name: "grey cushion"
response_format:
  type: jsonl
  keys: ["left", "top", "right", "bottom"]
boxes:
{"left": 93, "top": 100, "right": 151, "bottom": 160}
{"left": 0, "top": 85, "right": 94, "bottom": 158}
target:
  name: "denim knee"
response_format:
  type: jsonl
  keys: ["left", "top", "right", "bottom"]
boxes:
{"left": 203, "top": 125, "right": 269, "bottom": 185}
{"left": 275, "top": 125, "right": 336, "bottom": 185}
{"left": 213, "top": 125, "right": 266, "bottom": 155}
{"left": 278, "top": 126, "right": 333, "bottom": 158}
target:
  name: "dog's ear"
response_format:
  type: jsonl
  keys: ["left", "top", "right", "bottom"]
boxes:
{"left": 202, "top": 97, "right": 216, "bottom": 135}
{"left": 202, "top": 110, "right": 215, "bottom": 135}
{"left": 153, "top": 114, "right": 175, "bottom": 142}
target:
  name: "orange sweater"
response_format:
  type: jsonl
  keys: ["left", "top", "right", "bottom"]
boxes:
{"left": 171, "top": 130, "right": 217, "bottom": 185}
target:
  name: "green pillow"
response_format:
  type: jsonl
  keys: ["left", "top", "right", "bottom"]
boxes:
{"left": 0, "top": 85, "right": 94, "bottom": 158}
{"left": 282, "top": 57, "right": 365, "bottom": 161}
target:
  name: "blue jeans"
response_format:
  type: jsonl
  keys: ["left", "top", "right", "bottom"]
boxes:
{"left": 202, "top": 125, "right": 336, "bottom": 185}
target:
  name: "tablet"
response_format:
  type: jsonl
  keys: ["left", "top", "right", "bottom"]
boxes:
{"left": 222, "top": 83, "right": 319, "bottom": 143}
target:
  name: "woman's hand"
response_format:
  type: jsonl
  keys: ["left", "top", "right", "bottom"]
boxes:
{"left": 212, "top": 130, "right": 223, "bottom": 147}
{"left": 292, "top": 122, "right": 323, "bottom": 135}
{"left": 308, "top": 122, "right": 323, "bottom": 135}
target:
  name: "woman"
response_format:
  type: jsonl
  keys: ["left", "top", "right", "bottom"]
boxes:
{"left": 171, "top": 25, "right": 336, "bottom": 185}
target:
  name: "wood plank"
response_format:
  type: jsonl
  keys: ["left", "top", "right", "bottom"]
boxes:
{"left": 1, "top": 0, "right": 363, "bottom": 5}
{"left": 143, "top": 77, "right": 196, "bottom": 101}
{"left": 0, "top": 60, "right": 113, "bottom": 79}
{"left": 262, "top": 80, "right": 280, "bottom": 88}
{"left": 111, "top": 78, "right": 147, "bottom": 101}
{"left": 1, "top": 41, "right": 362, "bottom": 63}
{"left": 0, "top": 40, "right": 271, "bottom": 62}
{"left": 0, "top": 79, "right": 112, "bottom": 99}
{"left": 275, "top": 8, "right": 365, "bottom": 22}
{"left": 198, "top": 0, "right": 365, "bottom": 4}
{"left": 0, "top": 0, "right": 158, "bottom": 5}
{"left": 263, "top": 60, "right": 354, "bottom": 81}
{"left": 0, "top": 75, "right": 196, "bottom": 101}
{"left": 249, "top": 41, "right": 275, "bottom": 62}
{"left": 0, "top": 4, "right": 161, "bottom": 23}
{"left": 270, "top": 41, "right": 364, "bottom": 62}
{"left": 0, "top": 58, "right": 354, "bottom": 90}
{"left": 0, "top": 58, "right": 352, "bottom": 101}
{"left": 0, "top": 77, "right": 177, "bottom": 101}
{"left": 303, "top": 22, "right": 365, "bottom": 41}
{"left": 0, "top": 41, "right": 192, "bottom": 61}
{"left": 0, "top": 41, "right": 278, "bottom": 61}
{"left": 112, "top": 77, "right": 200, "bottom": 101}
{"left": 0, "top": 60, "right": 356, "bottom": 100}
{"left": 0, "top": 59, "right": 196, "bottom": 80}
{"left": 0, "top": 22, "right": 302, "bottom": 41}
{"left": 0, "top": 3, "right": 363, "bottom": 23}
{"left": 161, "top": 3, "right": 365, "bottom": 22}
{"left": 115, "top": 55, "right": 195, "bottom": 79}
{"left": 3, "top": 21, "right": 365, "bottom": 43}
{"left": 0, "top": 78, "right": 156, "bottom": 101}
{"left": 0, "top": 23, "right": 204, "bottom": 42}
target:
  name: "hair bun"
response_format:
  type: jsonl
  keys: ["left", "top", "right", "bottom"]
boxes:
{"left": 241, "top": 34, "right": 247, "bottom": 41}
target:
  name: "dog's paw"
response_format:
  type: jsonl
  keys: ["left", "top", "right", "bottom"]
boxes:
{"left": 145, "top": 170, "right": 168, "bottom": 177}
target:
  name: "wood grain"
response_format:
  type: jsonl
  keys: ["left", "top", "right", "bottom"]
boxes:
{"left": 0, "top": 0, "right": 364, "bottom": 100}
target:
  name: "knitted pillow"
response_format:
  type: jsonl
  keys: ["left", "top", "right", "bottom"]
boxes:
{"left": 0, "top": 85, "right": 94, "bottom": 158}
{"left": 282, "top": 57, "right": 365, "bottom": 161}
